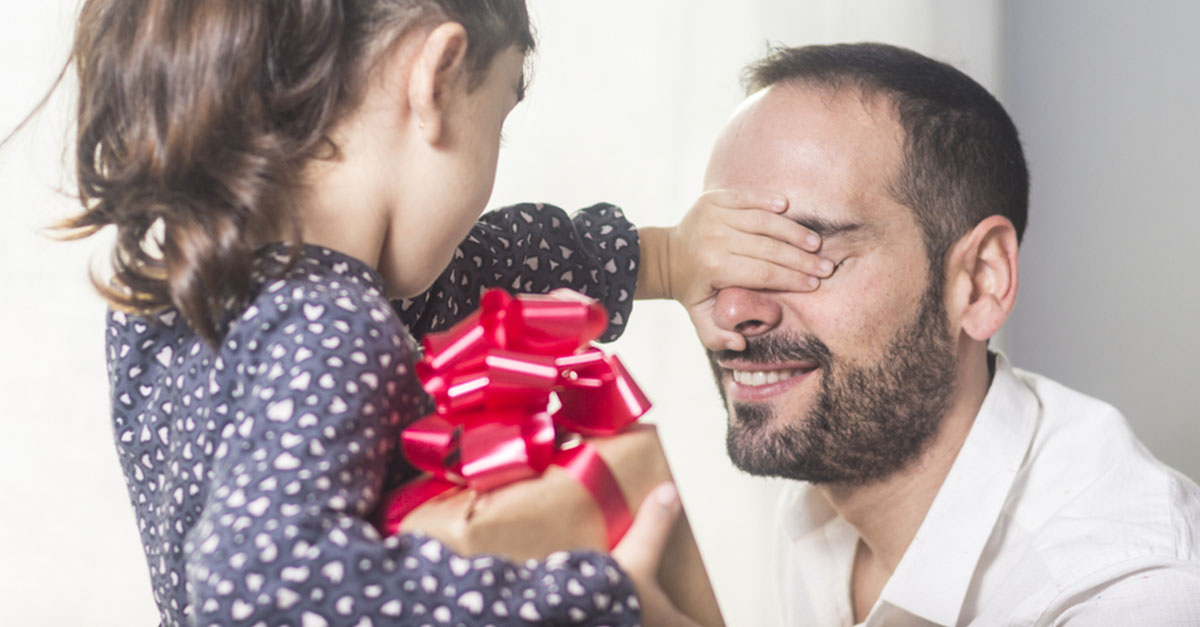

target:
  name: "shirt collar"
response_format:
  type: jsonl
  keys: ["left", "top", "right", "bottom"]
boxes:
{"left": 878, "top": 351, "right": 1039, "bottom": 625}
{"left": 782, "top": 479, "right": 839, "bottom": 541}
{"left": 778, "top": 353, "right": 1041, "bottom": 626}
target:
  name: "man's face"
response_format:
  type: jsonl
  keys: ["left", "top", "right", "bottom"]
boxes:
{"left": 703, "top": 84, "right": 959, "bottom": 485}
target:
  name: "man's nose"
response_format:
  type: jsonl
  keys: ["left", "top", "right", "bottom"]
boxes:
{"left": 712, "top": 287, "right": 783, "bottom": 340}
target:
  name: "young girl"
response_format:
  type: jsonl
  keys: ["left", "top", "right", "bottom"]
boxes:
{"left": 62, "top": 1, "right": 832, "bottom": 624}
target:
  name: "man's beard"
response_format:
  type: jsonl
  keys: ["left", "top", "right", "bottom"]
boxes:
{"left": 708, "top": 282, "right": 957, "bottom": 485}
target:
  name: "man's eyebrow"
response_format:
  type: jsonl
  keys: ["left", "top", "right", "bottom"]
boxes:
{"left": 792, "top": 215, "right": 865, "bottom": 239}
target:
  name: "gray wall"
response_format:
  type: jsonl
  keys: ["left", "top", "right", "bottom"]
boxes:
{"left": 1003, "top": 1, "right": 1200, "bottom": 481}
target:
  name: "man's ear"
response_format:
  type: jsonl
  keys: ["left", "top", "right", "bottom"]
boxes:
{"left": 406, "top": 22, "right": 469, "bottom": 145}
{"left": 945, "top": 215, "right": 1019, "bottom": 342}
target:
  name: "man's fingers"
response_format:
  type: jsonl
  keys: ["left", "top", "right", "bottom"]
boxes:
{"left": 612, "top": 483, "right": 682, "bottom": 576}
{"left": 700, "top": 188, "right": 789, "bottom": 213}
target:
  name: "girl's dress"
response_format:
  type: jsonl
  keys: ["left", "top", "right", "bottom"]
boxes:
{"left": 106, "top": 203, "right": 643, "bottom": 626}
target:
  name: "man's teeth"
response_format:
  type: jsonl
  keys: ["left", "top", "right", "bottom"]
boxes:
{"left": 730, "top": 369, "right": 806, "bottom": 386}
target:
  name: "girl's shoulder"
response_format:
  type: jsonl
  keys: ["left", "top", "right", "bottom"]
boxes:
{"left": 224, "top": 243, "right": 414, "bottom": 358}
{"left": 249, "top": 243, "right": 390, "bottom": 311}
{"left": 107, "top": 243, "right": 417, "bottom": 383}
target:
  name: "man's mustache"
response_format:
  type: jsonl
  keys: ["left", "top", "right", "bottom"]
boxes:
{"left": 708, "top": 333, "right": 834, "bottom": 370}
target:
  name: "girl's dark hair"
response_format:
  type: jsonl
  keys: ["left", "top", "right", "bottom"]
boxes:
{"left": 61, "top": 0, "right": 534, "bottom": 344}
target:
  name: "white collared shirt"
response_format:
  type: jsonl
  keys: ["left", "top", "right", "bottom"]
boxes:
{"left": 775, "top": 354, "right": 1200, "bottom": 626}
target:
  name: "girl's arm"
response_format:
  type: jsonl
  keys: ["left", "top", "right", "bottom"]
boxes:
{"left": 394, "top": 193, "right": 829, "bottom": 348}
{"left": 394, "top": 202, "right": 638, "bottom": 342}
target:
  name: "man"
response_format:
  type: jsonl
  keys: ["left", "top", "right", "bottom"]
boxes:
{"left": 700, "top": 43, "right": 1200, "bottom": 625}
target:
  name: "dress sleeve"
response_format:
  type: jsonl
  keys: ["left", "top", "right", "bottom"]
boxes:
{"left": 183, "top": 287, "right": 640, "bottom": 626}
{"left": 393, "top": 202, "right": 640, "bottom": 343}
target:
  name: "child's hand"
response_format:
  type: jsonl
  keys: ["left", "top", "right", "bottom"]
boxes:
{"left": 658, "top": 189, "right": 833, "bottom": 351}
{"left": 611, "top": 483, "right": 702, "bottom": 627}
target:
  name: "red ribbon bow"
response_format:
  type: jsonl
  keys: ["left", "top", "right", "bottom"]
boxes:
{"left": 380, "top": 289, "right": 652, "bottom": 549}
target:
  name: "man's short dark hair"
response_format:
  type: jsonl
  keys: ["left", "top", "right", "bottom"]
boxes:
{"left": 745, "top": 43, "right": 1028, "bottom": 276}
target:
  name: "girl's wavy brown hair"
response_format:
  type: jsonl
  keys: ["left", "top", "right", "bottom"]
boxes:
{"left": 60, "top": 0, "right": 534, "bottom": 345}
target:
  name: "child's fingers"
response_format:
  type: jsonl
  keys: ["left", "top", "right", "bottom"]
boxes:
{"left": 700, "top": 188, "right": 789, "bottom": 213}
{"left": 685, "top": 300, "right": 748, "bottom": 352}
{"left": 612, "top": 483, "right": 681, "bottom": 575}
{"left": 717, "top": 230, "right": 834, "bottom": 279}
{"left": 611, "top": 483, "right": 703, "bottom": 627}
{"left": 715, "top": 254, "right": 823, "bottom": 293}
{"left": 690, "top": 311, "right": 747, "bottom": 352}
{"left": 723, "top": 208, "right": 823, "bottom": 253}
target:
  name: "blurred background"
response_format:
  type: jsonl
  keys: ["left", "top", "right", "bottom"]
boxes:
{"left": 2, "top": 1, "right": 1196, "bottom": 625}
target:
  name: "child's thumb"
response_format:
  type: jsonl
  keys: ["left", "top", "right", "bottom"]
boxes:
{"left": 613, "top": 482, "right": 681, "bottom": 574}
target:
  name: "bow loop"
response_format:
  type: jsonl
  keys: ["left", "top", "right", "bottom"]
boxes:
{"left": 387, "top": 289, "right": 651, "bottom": 548}
{"left": 401, "top": 415, "right": 463, "bottom": 480}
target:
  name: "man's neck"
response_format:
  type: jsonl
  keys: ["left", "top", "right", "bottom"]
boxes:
{"left": 821, "top": 348, "right": 994, "bottom": 581}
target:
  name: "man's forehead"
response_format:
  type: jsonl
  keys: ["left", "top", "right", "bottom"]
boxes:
{"left": 704, "top": 83, "right": 904, "bottom": 233}
{"left": 709, "top": 85, "right": 899, "bottom": 164}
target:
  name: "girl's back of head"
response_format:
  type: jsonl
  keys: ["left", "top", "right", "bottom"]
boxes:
{"left": 65, "top": 0, "right": 533, "bottom": 344}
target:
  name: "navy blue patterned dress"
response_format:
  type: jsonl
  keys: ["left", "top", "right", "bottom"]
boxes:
{"left": 107, "top": 203, "right": 642, "bottom": 626}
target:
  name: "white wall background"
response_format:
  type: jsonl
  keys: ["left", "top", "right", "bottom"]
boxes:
{"left": 0, "top": 2, "right": 156, "bottom": 625}
{"left": 2, "top": 1, "right": 1193, "bottom": 626}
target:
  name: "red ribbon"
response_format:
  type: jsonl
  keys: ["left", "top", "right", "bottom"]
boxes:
{"left": 380, "top": 289, "right": 651, "bottom": 549}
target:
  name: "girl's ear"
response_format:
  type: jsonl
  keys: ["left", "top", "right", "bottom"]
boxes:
{"left": 407, "top": 22, "right": 469, "bottom": 145}
{"left": 945, "top": 215, "right": 1020, "bottom": 342}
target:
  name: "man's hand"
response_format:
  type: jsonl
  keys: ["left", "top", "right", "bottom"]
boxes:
{"left": 611, "top": 483, "right": 701, "bottom": 627}
{"left": 642, "top": 189, "right": 833, "bottom": 351}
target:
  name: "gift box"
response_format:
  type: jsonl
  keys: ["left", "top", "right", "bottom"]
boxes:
{"left": 397, "top": 424, "right": 723, "bottom": 627}
{"left": 379, "top": 289, "right": 724, "bottom": 626}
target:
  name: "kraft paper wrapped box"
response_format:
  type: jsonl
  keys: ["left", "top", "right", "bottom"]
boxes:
{"left": 377, "top": 289, "right": 723, "bottom": 626}
{"left": 397, "top": 425, "right": 723, "bottom": 627}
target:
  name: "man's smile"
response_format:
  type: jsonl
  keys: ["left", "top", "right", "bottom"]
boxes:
{"left": 719, "top": 360, "right": 820, "bottom": 401}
